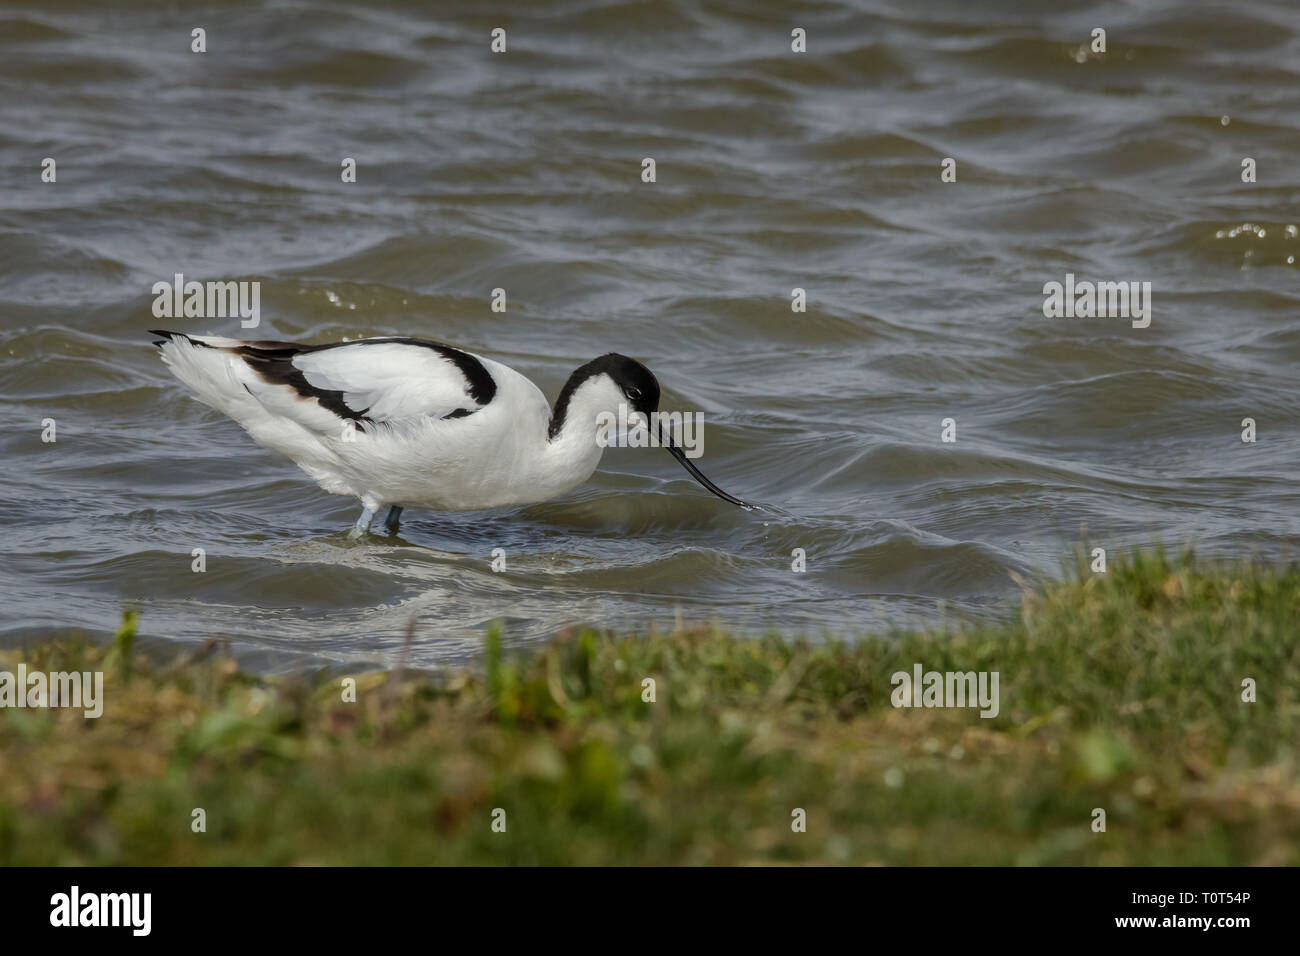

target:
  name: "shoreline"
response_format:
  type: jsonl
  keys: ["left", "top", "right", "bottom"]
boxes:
{"left": 2, "top": 549, "right": 1296, "bottom": 865}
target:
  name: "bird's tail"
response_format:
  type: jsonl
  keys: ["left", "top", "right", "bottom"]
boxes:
{"left": 148, "top": 329, "right": 256, "bottom": 415}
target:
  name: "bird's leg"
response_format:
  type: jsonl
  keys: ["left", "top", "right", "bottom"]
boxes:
{"left": 383, "top": 505, "right": 404, "bottom": 534}
{"left": 348, "top": 506, "right": 376, "bottom": 538}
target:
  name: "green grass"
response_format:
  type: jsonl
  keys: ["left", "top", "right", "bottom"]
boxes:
{"left": 2, "top": 549, "right": 1297, "bottom": 864}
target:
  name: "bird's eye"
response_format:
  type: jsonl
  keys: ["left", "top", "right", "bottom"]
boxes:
{"left": 626, "top": 386, "right": 642, "bottom": 400}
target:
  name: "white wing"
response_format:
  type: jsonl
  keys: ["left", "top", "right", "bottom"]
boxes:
{"left": 154, "top": 333, "right": 498, "bottom": 435}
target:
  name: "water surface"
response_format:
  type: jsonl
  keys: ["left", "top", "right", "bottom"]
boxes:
{"left": 2, "top": 0, "right": 1298, "bottom": 670}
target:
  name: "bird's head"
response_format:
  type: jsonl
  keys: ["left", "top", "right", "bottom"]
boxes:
{"left": 549, "top": 353, "right": 752, "bottom": 509}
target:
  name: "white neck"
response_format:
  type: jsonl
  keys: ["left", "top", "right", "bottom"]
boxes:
{"left": 528, "top": 375, "right": 626, "bottom": 499}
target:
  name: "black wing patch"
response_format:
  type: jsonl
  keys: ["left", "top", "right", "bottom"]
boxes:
{"left": 356, "top": 337, "right": 497, "bottom": 411}
{"left": 236, "top": 342, "right": 372, "bottom": 423}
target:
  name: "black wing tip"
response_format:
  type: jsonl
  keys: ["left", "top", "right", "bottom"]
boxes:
{"left": 148, "top": 330, "right": 210, "bottom": 349}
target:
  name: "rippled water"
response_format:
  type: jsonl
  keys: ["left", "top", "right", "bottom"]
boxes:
{"left": 2, "top": 0, "right": 1298, "bottom": 671}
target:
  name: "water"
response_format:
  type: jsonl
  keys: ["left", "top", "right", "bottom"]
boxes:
{"left": 2, "top": 0, "right": 1297, "bottom": 672}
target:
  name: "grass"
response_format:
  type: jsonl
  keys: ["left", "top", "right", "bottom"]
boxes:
{"left": 1, "top": 549, "right": 1297, "bottom": 864}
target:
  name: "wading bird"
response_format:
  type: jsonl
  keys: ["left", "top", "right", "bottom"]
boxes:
{"left": 149, "top": 331, "right": 752, "bottom": 535}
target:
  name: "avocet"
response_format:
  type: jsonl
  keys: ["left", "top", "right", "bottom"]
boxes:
{"left": 150, "top": 331, "right": 752, "bottom": 535}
